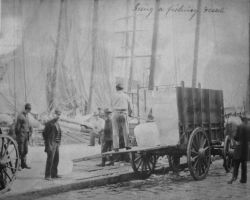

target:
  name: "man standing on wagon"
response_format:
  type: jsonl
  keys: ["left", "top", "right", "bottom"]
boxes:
{"left": 111, "top": 83, "right": 132, "bottom": 152}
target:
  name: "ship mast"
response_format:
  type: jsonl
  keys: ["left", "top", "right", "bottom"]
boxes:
{"left": 49, "top": 0, "right": 64, "bottom": 111}
{"left": 87, "top": 0, "right": 99, "bottom": 113}
{"left": 148, "top": 0, "right": 160, "bottom": 90}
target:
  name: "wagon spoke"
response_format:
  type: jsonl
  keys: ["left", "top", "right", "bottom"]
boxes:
{"left": 5, "top": 164, "right": 17, "bottom": 171}
{"left": 197, "top": 162, "right": 203, "bottom": 176}
{"left": 148, "top": 156, "right": 154, "bottom": 166}
{"left": 136, "top": 158, "right": 143, "bottom": 171}
{"left": 141, "top": 160, "right": 145, "bottom": 171}
{"left": 192, "top": 139, "right": 199, "bottom": 151}
{"left": 1, "top": 138, "right": 5, "bottom": 157}
{"left": 204, "top": 146, "right": 210, "bottom": 152}
{"left": 201, "top": 137, "right": 207, "bottom": 148}
{"left": 191, "top": 155, "right": 199, "bottom": 162}
{"left": 199, "top": 135, "right": 205, "bottom": 148}
{"left": 1, "top": 169, "right": 11, "bottom": 181}
{"left": 2, "top": 140, "right": 11, "bottom": 157}
{"left": 134, "top": 155, "right": 142, "bottom": 163}
{"left": 146, "top": 158, "right": 152, "bottom": 171}
{"left": 191, "top": 149, "right": 198, "bottom": 156}
{"left": 193, "top": 157, "right": 200, "bottom": 169}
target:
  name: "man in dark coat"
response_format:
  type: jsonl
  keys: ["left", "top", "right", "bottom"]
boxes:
{"left": 228, "top": 117, "right": 249, "bottom": 184}
{"left": 43, "top": 109, "right": 62, "bottom": 180}
{"left": 97, "top": 108, "right": 114, "bottom": 167}
{"left": 15, "top": 103, "right": 32, "bottom": 169}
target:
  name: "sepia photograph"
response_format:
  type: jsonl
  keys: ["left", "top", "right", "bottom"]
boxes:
{"left": 0, "top": 0, "right": 249, "bottom": 199}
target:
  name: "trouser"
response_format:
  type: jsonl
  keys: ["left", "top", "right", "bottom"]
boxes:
{"left": 17, "top": 136, "right": 29, "bottom": 167}
{"left": 89, "top": 131, "right": 100, "bottom": 146}
{"left": 112, "top": 111, "right": 129, "bottom": 149}
{"left": 101, "top": 140, "right": 113, "bottom": 164}
{"left": 233, "top": 159, "right": 247, "bottom": 182}
{"left": 45, "top": 143, "right": 59, "bottom": 178}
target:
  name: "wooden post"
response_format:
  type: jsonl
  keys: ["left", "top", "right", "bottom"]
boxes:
{"left": 87, "top": 0, "right": 99, "bottom": 113}
{"left": 128, "top": 0, "right": 137, "bottom": 92}
{"left": 148, "top": 0, "right": 160, "bottom": 90}
{"left": 192, "top": 0, "right": 202, "bottom": 88}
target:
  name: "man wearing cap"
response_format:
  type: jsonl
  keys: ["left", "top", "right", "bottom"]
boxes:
{"left": 15, "top": 103, "right": 32, "bottom": 169}
{"left": 43, "top": 109, "right": 62, "bottom": 180}
{"left": 111, "top": 83, "right": 132, "bottom": 152}
{"left": 97, "top": 108, "right": 114, "bottom": 167}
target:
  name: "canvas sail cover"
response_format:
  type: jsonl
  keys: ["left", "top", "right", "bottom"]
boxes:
{"left": 0, "top": 0, "right": 248, "bottom": 121}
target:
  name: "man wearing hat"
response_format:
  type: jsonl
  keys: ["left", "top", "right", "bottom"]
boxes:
{"left": 43, "top": 109, "right": 62, "bottom": 180}
{"left": 228, "top": 116, "right": 249, "bottom": 184}
{"left": 97, "top": 108, "right": 114, "bottom": 166}
{"left": 15, "top": 103, "right": 32, "bottom": 169}
{"left": 111, "top": 83, "right": 132, "bottom": 151}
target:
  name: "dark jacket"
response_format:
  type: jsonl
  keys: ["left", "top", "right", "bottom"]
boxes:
{"left": 103, "top": 118, "right": 113, "bottom": 141}
{"left": 43, "top": 118, "right": 61, "bottom": 152}
{"left": 15, "top": 111, "right": 32, "bottom": 140}
{"left": 233, "top": 124, "right": 250, "bottom": 160}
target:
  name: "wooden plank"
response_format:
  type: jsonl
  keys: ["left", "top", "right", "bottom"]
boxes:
{"left": 102, "top": 144, "right": 178, "bottom": 156}
{"left": 183, "top": 88, "right": 194, "bottom": 125}
{"left": 193, "top": 88, "right": 202, "bottom": 126}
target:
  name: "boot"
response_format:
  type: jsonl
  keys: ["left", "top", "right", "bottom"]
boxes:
{"left": 227, "top": 177, "right": 237, "bottom": 184}
{"left": 21, "top": 158, "right": 31, "bottom": 169}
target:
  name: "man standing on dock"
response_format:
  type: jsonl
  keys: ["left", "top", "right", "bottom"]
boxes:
{"left": 228, "top": 116, "right": 249, "bottom": 184}
{"left": 111, "top": 83, "right": 132, "bottom": 152}
{"left": 15, "top": 103, "right": 32, "bottom": 169}
{"left": 97, "top": 108, "right": 114, "bottom": 167}
{"left": 43, "top": 109, "right": 62, "bottom": 180}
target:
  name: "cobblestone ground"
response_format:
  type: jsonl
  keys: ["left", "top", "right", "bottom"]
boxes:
{"left": 37, "top": 160, "right": 250, "bottom": 200}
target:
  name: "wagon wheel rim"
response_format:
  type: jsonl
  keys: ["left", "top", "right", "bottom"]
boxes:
{"left": 130, "top": 152, "right": 156, "bottom": 178}
{"left": 187, "top": 128, "right": 211, "bottom": 180}
{"left": 0, "top": 135, "right": 20, "bottom": 194}
{"left": 223, "top": 135, "right": 233, "bottom": 173}
{"left": 168, "top": 155, "right": 180, "bottom": 173}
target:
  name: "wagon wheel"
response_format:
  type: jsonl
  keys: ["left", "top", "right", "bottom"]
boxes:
{"left": 223, "top": 135, "right": 234, "bottom": 173}
{"left": 187, "top": 128, "right": 211, "bottom": 180}
{"left": 168, "top": 155, "right": 180, "bottom": 173}
{"left": 130, "top": 151, "right": 156, "bottom": 179}
{"left": 0, "top": 135, "right": 20, "bottom": 194}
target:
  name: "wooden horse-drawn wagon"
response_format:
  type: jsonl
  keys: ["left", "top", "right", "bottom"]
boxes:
{"left": 104, "top": 83, "right": 234, "bottom": 180}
